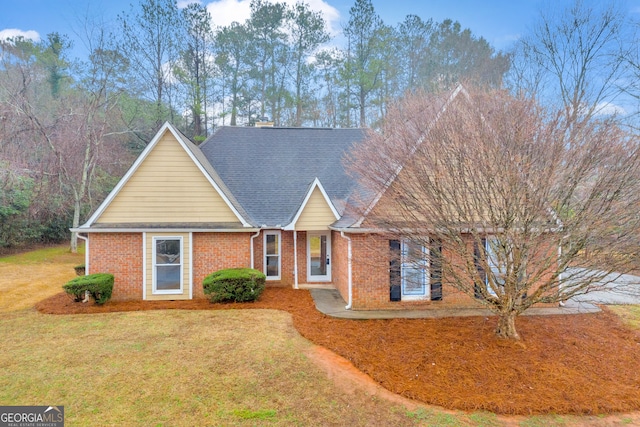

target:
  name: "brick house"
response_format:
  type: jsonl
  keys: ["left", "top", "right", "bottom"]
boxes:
{"left": 74, "top": 99, "right": 554, "bottom": 310}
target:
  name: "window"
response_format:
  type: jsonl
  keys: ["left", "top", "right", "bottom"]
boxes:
{"left": 475, "top": 236, "right": 506, "bottom": 298}
{"left": 390, "top": 239, "right": 442, "bottom": 301}
{"left": 264, "top": 231, "right": 281, "bottom": 280}
{"left": 401, "top": 241, "right": 428, "bottom": 299}
{"left": 153, "top": 237, "right": 182, "bottom": 294}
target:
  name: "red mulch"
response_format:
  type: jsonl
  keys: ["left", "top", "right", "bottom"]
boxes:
{"left": 35, "top": 289, "right": 640, "bottom": 415}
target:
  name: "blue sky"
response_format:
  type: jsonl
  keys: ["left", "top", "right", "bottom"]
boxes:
{"left": 0, "top": 0, "right": 637, "bottom": 59}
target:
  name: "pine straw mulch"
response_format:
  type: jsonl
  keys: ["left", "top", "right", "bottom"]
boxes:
{"left": 36, "top": 288, "right": 640, "bottom": 416}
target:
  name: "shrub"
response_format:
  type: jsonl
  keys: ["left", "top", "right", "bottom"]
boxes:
{"left": 63, "top": 273, "right": 114, "bottom": 305}
{"left": 203, "top": 268, "right": 266, "bottom": 303}
{"left": 74, "top": 264, "right": 86, "bottom": 276}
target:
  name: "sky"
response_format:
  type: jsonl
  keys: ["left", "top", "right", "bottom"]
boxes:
{"left": 0, "top": 0, "right": 638, "bottom": 58}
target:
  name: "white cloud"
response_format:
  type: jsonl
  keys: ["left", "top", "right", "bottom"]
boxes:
{"left": 0, "top": 29, "right": 40, "bottom": 43}
{"left": 177, "top": 0, "right": 201, "bottom": 8}
{"left": 206, "top": 0, "right": 252, "bottom": 28}
{"left": 204, "top": 0, "right": 341, "bottom": 36}
{"left": 594, "top": 101, "right": 626, "bottom": 117}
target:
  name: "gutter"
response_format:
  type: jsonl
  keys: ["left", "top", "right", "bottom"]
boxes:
{"left": 250, "top": 230, "right": 261, "bottom": 269}
{"left": 340, "top": 231, "right": 353, "bottom": 310}
{"left": 76, "top": 233, "right": 89, "bottom": 275}
{"left": 293, "top": 231, "right": 299, "bottom": 289}
{"left": 70, "top": 227, "right": 260, "bottom": 233}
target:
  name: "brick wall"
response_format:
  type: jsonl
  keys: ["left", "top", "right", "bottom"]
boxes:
{"left": 88, "top": 233, "right": 143, "bottom": 301}
{"left": 192, "top": 232, "right": 251, "bottom": 298}
{"left": 345, "top": 233, "right": 558, "bottom": 310}
{"left": 253, "top": 230, "right": 295, "bottom": 287}
{"left": 332, "top": 231, "right": 350, "bottom": 302}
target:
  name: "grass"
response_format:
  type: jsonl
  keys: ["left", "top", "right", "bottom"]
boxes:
{"left": 0, "top": 309, "right": 428, "bottom": 426}
{"left": 606, "top": 305, "right": 640, "bottom": 330}
{"left": 0, "top": 244, "right": 84, "bottom": 312}
{"left": 2, "top": 245, "right": 640, "bottom": 426}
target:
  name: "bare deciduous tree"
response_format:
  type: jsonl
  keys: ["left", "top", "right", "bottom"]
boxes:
{"left": 347, "top": 86, "right": 640, "bottom": 340}
{"left": 509, "top": 0, "right": 633, "bottom": 122}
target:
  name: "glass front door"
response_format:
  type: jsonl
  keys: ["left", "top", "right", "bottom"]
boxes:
{"left": 307, "top": 232, "right": 331, "bottom": 282}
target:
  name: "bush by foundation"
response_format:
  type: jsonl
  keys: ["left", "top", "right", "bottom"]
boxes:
{"left": 203, "top": 268, "right": 265, "bottom": 303}
{"left": 63, "top": 273, "right": 114, "bottom": 305}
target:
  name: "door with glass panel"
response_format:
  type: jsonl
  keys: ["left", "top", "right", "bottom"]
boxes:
{"left": 307, "top": 232, "right": 331, "bottom": 282}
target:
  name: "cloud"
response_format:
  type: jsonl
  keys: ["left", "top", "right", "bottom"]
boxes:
{"left": 0, "top": 29, "right": 40, "bottom": 42}
{"left": 594, "top": 101, "right": 626, "bottom": 117}
{"left": 204, "top": 0, "right": 341, "bottom": 36}
{"left": 177, "top": 0, "right": 201, "bottom": 8}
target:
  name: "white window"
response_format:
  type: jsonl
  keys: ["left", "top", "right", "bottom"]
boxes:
{"left": 401, "top": 240, "right": 429, "bottom": 300}
{"left": 481, "top": 236, "right": 507, "bottom": 297}
{"left": 264, "top": 231, "right": 281, "bottom": 280}
{"left": 153, "top": 237, "right": 182, "bottom": 294}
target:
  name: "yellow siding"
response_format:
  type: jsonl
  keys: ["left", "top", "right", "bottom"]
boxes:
{"left": 97, "top": 133, "right": 239, "bottom": 224}
{"left": 145, "top": 232, "right": 190, "bottom": 300}
{"left": 296, "top": 187, "right": 337, "bottom": 231}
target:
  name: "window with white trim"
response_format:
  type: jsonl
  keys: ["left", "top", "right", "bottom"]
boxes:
{"left": 390, "top": 239, "right": 442, "bottom": 301}
{"left": 475, "top": 236, "right": 507, "bottom": 298}
{"left": 264, "top": 231, "right": 281, "bottom": 280}
{"left": 401, "top": 240, "right": 429, "bottom": 300}
{"left": 153, "top": 237, "right": 182, "bottom": 294}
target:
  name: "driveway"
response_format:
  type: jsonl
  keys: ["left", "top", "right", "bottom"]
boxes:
{"left": 565, "top": 268, "right": 640, "bottom": 305}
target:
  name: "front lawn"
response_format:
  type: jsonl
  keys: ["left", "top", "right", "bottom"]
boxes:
{"left": 3, "top": 246, "right": 640, "bottom": 426}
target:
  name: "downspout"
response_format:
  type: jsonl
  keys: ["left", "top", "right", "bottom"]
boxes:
{"left": 293, "top": 230, "right": 299, "bottom": 289}
{"left": 340, "top": 231, "right": 353, "bottom": 310}
{"left": 77, "top": 233, "right": 89, "bottom": 275}
{"left": 250, "top": 230, "right": 261, "bottom": 269}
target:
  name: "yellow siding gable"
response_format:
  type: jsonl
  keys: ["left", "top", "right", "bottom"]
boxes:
{"left": 296, "top": 187, "right": 337, "bottom": 230}
{"left": 96, "top": 132, "right": 239, "bottom": 224}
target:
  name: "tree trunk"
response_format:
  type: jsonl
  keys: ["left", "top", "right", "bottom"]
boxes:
{"left": 70, "top": 194, "right": 80, "bottom": 253}
{"left": 495, "top": 311, "right": 520, "bottom": 340}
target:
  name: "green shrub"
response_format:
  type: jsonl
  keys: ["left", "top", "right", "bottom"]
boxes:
{"left": 63, "top": 273, "right": 114, "bottom": 305}
{"left": 203, "top": 268, "right": 266, "bottom": 303}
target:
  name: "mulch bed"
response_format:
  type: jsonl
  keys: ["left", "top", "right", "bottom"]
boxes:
{"left": 36, "top": 288, "right": 640, "bottom": 415}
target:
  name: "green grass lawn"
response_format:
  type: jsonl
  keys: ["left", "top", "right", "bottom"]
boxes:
{"left": 2, "top": 309, "right": 416, "bottom": 426}
{"left": 2, "top": 246, "right": 640, "bottom": 426}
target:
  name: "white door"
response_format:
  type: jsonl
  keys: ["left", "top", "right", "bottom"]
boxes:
{"left": 307, "top": 232, "right": 331, "bottom": 282}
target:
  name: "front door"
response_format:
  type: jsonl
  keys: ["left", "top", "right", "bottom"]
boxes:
{"left": 307, "top": 232, "right": 331, "bottom": 282}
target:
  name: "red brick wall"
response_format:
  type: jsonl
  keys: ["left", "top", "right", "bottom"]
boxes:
{"left": 252, "top": 230, "right": 295, "bottom": 287}
{"left": 88, "top": 233, "right": 143, "bottom": 301}
{"left": 192, "top": 232, "right": 252, "bottom": 298}
{"left": 332, "top": 231, "right": 350, "bottom": 302}
{"left": 89, "top": 232, "right": 253, "bottom": 301}
{"left": 345, "top": 233, "right": 558, "bottom": 310}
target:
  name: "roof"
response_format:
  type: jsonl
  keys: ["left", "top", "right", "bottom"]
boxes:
{"left": 199, "top": 126, "right": 367, "bottom": 227}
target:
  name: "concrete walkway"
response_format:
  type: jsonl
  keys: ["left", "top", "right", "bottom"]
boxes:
{"left": 309, "top": 288, "right": 601, "bottom": 319}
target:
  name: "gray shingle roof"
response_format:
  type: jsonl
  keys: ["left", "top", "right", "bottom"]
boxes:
{"left": 199, "top": 126, "right": 367, "bottom": 227}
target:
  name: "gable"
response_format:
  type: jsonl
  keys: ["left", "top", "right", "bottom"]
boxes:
{"left": 354, "top": 85, "right": 467, "bottom": 228}
{"left": 95, "top": 131, "right": 241, "bottom": 225}
{"left": 294, "top": 186, "right": 339, "bottom": 231}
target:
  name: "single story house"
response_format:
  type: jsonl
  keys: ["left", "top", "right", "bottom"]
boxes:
{"left": 74, "top": 89, "right": 555, "bottom": 310}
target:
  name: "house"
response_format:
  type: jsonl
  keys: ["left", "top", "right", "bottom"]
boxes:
{"left": 74, "top": 90, "right": 556, "bottom": 310}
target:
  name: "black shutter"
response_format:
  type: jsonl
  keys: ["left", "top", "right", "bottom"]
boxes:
{"left": 473, "top": 238, "right": 487, "bottom": 299}
{"left": 430, "top": 239, "right": 442, "bottom": 301}
{"left": 389, "top": 240, "right": 401, "bottom": 301}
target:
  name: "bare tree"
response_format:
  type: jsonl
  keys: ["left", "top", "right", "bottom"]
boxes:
{"left": 0, "top": 29, "right": 131, "bottom": 253}
{"left": 118, "top": 0, "right": 180, "bottom": 127}
{"left": 347, "top": 86, "right": 640, "bottom": 340}
{"left": 509, "top": 0, "right": 633, "bottom": 122}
